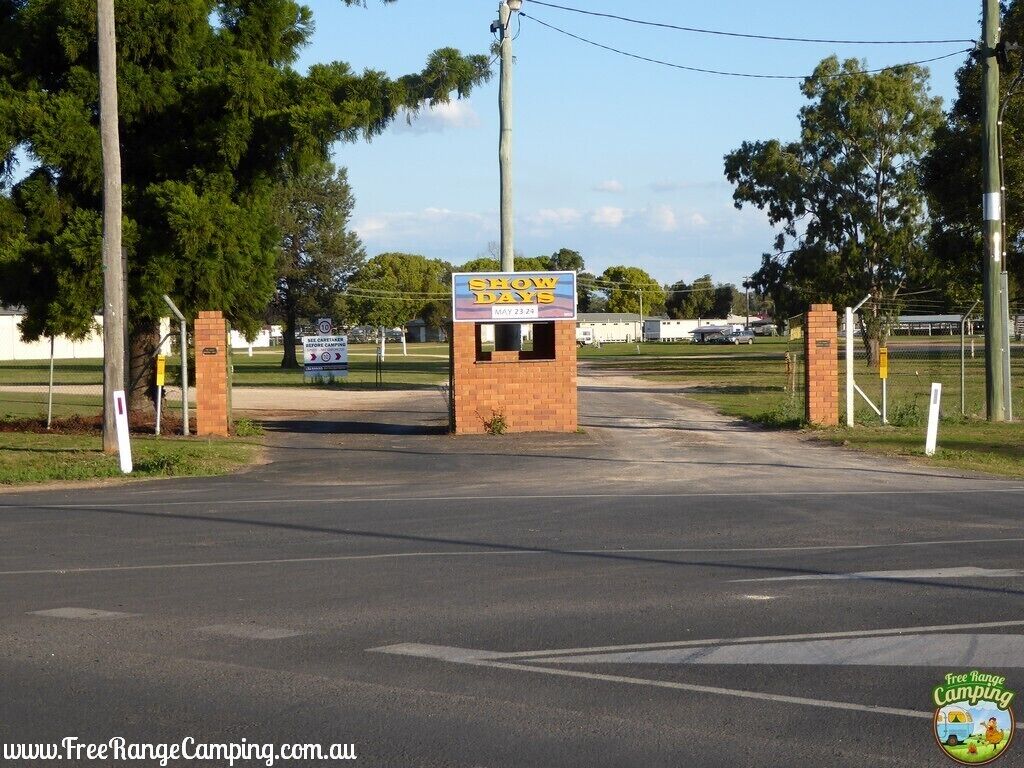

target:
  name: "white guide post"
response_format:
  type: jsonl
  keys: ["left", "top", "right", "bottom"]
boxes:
{"left": 925, "top": 383, "right": 942, "bottom": 457}
{"left": 112, "top": 389, "right": 133, "bottom": 474}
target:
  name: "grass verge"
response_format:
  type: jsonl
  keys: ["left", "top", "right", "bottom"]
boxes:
{"left": 0, "top": 433, "right": 262, "bottom": 486}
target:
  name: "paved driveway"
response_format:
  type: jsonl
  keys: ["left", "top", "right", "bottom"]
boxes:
{"left": 1, "top": 371, "right": 1021, "bottom": 767}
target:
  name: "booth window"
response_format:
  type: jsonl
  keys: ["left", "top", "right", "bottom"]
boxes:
{"left": 475, "top": 322, "right": 556, "bottom": 362}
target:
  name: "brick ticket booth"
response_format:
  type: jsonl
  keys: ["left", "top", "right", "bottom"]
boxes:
{"left": 450, "top": 271, "right": 578, "bottom": 434}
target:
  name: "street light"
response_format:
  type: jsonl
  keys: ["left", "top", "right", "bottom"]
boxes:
{"left": 506, "top": 0, "right": 523, "bottom": 11}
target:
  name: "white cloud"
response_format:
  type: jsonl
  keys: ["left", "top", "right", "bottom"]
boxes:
{"left": 594, "top": 179, "right": 625, "bottom": 194}
{"left": 529, "top": 208, "right": 584, "bottom": 227}
{"left": 648, "top": 205, "right": 678, "bottom": 232}
{"left": 393, "top": 100, "right": 480, "bottom": 134}
{"left": 687, "top": 212, "right": 710, "bottom": 229}
{"left": 353, "top": 207, "right": 491, "bottom": 242}
{"left": 591, "top": 206, "right": 625, "bottom": 228}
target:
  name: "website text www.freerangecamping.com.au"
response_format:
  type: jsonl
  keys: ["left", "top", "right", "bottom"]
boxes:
{"left": 2, "top": 737, "right": 357, "bottom": 766}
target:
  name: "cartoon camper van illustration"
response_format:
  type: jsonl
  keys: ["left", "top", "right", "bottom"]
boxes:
{"left": 937, "top": 707, "right": 974, "bottom": 746}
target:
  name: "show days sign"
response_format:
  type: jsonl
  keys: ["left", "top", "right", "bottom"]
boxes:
{"left": 451, "top": 271, "right": 577, "bottom": 323}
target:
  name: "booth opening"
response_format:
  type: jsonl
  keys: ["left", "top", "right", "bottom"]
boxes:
{"left": 475, "top": 322, "right": 557, "bottom": 362}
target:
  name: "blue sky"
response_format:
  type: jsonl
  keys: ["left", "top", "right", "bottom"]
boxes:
{"left": 299, "top": 0, "right": 979, "bottom": 286}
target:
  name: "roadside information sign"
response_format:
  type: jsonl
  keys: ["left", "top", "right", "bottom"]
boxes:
{"left": 317, "top": 317, "right": 334, "bottom": 336}
{"left": 302, "top": 335, "right": 348, "bottom": 380}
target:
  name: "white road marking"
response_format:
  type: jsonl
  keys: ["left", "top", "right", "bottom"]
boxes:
{"left": 4, "top": 485, "right": 1024, "bottom": 510}
{"left": 532, "top": 634, "right": 1024, "bottom": 668}
{"left": 733, "top": 566, "right": 1023, "bottom": 583}
{"left": 371, "top": 643, "right": 509, "bottom": 662}
{"left": 29, "top": 607, "right": 137, "bottom": 620}
{"left": 1, "top": 538, "right": 1023, "bottom": 577}
{"left": 460, "top": 659, "right": 1024, "bottom": 728}
{"left": 435, "top": 619, "right": 1024, "bottom": 661}
{"left": 371, "top": 623, "right": 1024, "bottom": 729}
{"left": 197, "top": 624, "right": 303, "bottom": 641}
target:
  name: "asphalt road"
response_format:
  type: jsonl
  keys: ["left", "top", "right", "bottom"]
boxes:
{"left": 1, "top": 373, "right": 1023, "bottom": 767}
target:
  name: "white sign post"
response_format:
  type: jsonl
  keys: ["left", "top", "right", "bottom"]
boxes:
{"left": 302, "top": 335, "right": 348, "bottom": 381}
{"left": 925, "top": 382, "right": 942, "bottom": 457}
{"left": 112, "top": 389, "right": 133, "bottom": 474}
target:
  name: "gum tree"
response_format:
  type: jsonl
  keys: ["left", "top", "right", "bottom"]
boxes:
{"left": 725, "top": 56, "right": 944, "bottom": 365}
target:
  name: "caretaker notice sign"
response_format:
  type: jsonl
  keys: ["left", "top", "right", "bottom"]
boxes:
{"left": 451, "top": 271, "right": 577, "bottom": 323}
{"left": 302, "top": 335, "right": 348, "bottom": 380}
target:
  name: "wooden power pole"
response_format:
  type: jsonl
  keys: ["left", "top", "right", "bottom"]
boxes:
{"left": 98, "top": 0, "right": 126, "bottom": 451}
{"left": 982, "top": 0, "right": 1009, "bottom": 421}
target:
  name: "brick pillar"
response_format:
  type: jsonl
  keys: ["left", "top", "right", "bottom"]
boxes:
{"left": 194, "top": 310, "right": 229, "bottom": 436}
{"left": 804, "top": 303, "right": 838, "bottom": 426}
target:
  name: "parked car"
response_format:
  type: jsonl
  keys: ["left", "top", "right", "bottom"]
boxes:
{"left": 728, "top": 330, "right": 755, "bottom": 345}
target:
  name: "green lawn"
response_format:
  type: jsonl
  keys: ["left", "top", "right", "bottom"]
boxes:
{"left": 224, "top": 344, "right": 449, "bottom": 389}
{"left": 0, "top": 392, "right": 103, "bottom": 420}
{"left": 578, "top": 338, "right": 789, "bottom": 358}
{"left": 0, "top": 432, "right": 262, "bottom": 486}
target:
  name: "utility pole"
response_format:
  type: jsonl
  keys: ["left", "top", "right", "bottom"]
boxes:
{"left": 98, "top": 0, "right": 126, "bottom": 452}
{"left": 743, "top": 278, "right": 751, "bottom": 328}
{"left": 638, "top": 290, "right": 644, "bottom": 342}
{"left": 982, "top": 0, "right": 1009, "bottom": 421}
{"left": 496, "top": 0, "right": 522, "bottom": 351}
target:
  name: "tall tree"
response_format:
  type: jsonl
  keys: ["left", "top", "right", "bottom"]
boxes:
{"left": 666, "top": 275, "right": 714, "bottom": 319}
{"left": 271, "top": 161, "right": 364, "bottom": 368}
{"left": 0, "top": 0, "right": 490, "bottom": 409}
{"left": 598, "top": 265, "right": 666, "bottom": 316}
{"left": 725, "top": 56, "right": 944, "bottom": 364}
{"left": 923, "top": 2, "right": 1024, "bottom": 302}
{"left": 341, "top": 252, "right": 450, "bottom": 330}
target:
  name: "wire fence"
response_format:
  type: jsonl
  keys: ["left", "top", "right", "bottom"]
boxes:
{"left": 0, "top": 352, "right": 193, "bottom": 429}
{"left": 843, "top": 311, "right": 1024, "bottom": 425}
{"left": 784, "top": 313, "right": 806, "bottom": 419}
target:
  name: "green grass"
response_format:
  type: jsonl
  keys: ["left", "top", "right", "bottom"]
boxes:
{"left": 0, "top": 392, "right": 103, "bottom": 420}
{"left": 578, "top": 337, "right": 789, "bottom": 358}
{"left": 224, "top": 344, "right": 450, "bottom": 389}
{"left": 0, "top": 432, "right": 262, "bottom": 486}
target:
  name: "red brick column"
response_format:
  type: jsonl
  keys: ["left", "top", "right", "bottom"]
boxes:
{"left": 804, "top": 303, "right": 838, "bottom": 426}
{"left": 451, "top": 321, "right": 577, "bottom": 434}
{"left": 194, "top": 310, "right": 229, "bottom": 436}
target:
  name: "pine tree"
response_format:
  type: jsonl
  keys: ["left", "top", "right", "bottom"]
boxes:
{"left": 0, "top": 0, "right": 490, "bottom": 408}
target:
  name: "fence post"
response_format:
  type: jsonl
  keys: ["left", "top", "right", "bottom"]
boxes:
{"left": 846, "top": 307, "right": 854, "bottom": 427}
{"left": 46, "top": 335, "right": 55, "bottom": 429}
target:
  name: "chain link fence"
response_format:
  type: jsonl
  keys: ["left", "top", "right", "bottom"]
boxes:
{"left": 0, "top": 353, "right": 104, "bottom": 425}
{"left": 783, "top": 313, "right": 806, "bottom": 420}
{"left": 843, "top": 310, "right": 1023, "bottom": 425}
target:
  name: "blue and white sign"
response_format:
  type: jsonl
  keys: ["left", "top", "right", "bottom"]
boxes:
{"left": 302, "top": 335, "right": 348, "bottom": 380}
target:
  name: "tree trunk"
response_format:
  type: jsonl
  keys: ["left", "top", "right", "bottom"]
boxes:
{"left": 281, "top": 311, "right": 300, "bottom": 369}
{"left": 127, "top": 318, "right": 161, "bottom": 413}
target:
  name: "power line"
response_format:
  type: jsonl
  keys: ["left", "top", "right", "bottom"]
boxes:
{"left": 521, "top": 13, "right": 974, "bottom": 80}
{"left": 525, "top": 1, "right": 977, "bottom": 46}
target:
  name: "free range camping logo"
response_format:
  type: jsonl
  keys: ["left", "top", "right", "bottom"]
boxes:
{"left": 933, "top": 671, "right": 1015, "bottom": 764}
